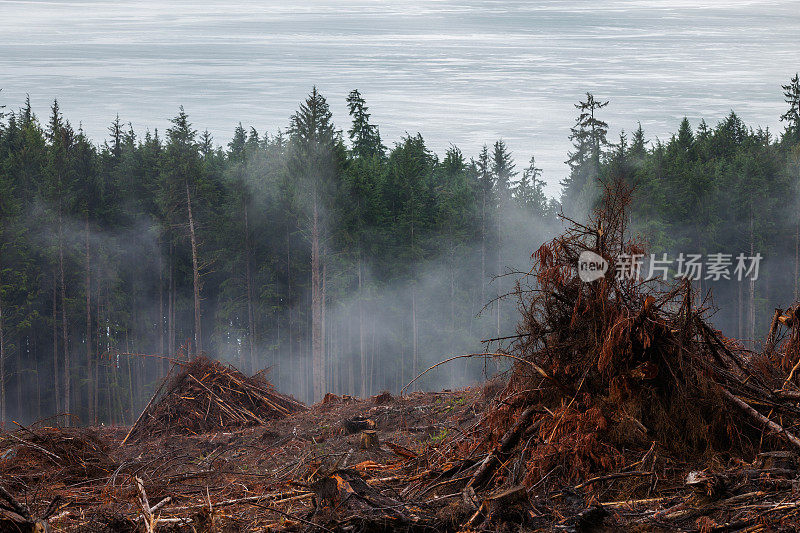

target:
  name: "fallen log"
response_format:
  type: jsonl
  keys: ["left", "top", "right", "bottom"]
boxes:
{"left": 722, "top": 389, "right": 800, "bottom": 451}
{"left": 0, "top": 485, "right": 47, "bottom": 533}
{"left": 467, "top": 405, "right": 538, "bottom": 490}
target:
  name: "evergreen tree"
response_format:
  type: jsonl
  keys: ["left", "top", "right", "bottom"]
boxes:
{"left": 514, "top": 155, "right": 547, "bottom": 217}
{"left": 160, "top": 107, "right": 204, "bottom": 356}
{"left": 562, "top": 93, "right": 609, "bottom": 216}
{"left": 346, "top": 89, "right": 384, "bottom": 159}
{"left": 781, "top": 73, "right": 800, "bottom": 145}
{"left": 491, "top": 140, "right": 516, "bottom": 209}
{"left": 288, "top": 87, "right": 341, "bottom": 401}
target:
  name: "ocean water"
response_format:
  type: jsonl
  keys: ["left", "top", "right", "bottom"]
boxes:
{"left": 1, "top": 0, "right": 798, "bottom": 195}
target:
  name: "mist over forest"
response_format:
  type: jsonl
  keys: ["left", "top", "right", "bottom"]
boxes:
{"left": 1, "top": 77, "right": 800, "bottom": 427}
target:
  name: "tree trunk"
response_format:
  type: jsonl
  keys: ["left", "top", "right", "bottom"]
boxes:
{"left": 52, "top": 272, "right": 60, "bottom": 416}
{"left": 85, "top": 215, "right": 93, "bottom": 423}
{"left": 322, "top": 257, "right": 328, "bottom": 390}
{"left": 59, "top": 213, "right": 70, "bottom": 426}
{"left": 286, "top": 227, "right": 294, "bottom": 392}
{"left": 126, "top": 332, "right": 133, "bottom": 424}
{"left": 358, "top": 256, "right": 366, "bottom": 398}
{"left": 0, "top": 294, "right": 6, "bottom": 427}
{"left": 412, "top": 284, "right": 418, "bottom": 391}
{"left": 795, "top": 219, "right": 798, "bottom": 301}
{"left": 749, "top": 209, "right": 756, "bottom": 346}
{"left": 244, "top": 204, "right": 256, "bottom": 374}
{"left": 450, "top": 259, "right": 456, "bottom": 386}
{"left": 158, "top": 236, "right": 165, "bottom": 378}
{"left": 496, "top": 249, "right": 501, "bottom": 339}
{"left": 370, "top": 314, "right": 376, "bottom": 395}
{"left": 94, "top": 286, "right": 100, "bottom": 422}
{"left": 168, "top": 242, "right": 175, "bottom": 361}
{"left": 411, "top": 215, "right": 418, "bottom": 391}
{"left": 185, "top": 181, "right": 202, "bottom": 356}
{"left": 738, "top": 280, "right": 743, "bottom": 340}
{"left": 34, "top": 336, "right": 41, "bottom": 421}
{"left": 481, "top": 190, "right": 486, "bottom": 303}
{"left": 311, "top": 194, "right": 324, "bottom": 401}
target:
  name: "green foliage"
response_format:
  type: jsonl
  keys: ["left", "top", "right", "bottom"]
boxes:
{"left": 1, "top": 79, "right": 798, "bottom": 425}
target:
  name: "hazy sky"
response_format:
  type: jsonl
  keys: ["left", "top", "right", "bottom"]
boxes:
{"left": 2, "top": 0, "right": 798, "bottom": 195}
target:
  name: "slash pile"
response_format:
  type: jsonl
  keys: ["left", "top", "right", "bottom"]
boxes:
{"left": 408, "top": 179, "right": 800, "bottom": 530}
{"left": 124, "top": 356, "right": 306, "bottom": 441}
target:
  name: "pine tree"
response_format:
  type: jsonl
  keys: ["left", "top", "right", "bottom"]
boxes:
{"left": 288, "top": 87, "right": 340, "bottom": 401}
{"left": 781, "top": 73, "right": 800, "bottom": 145}
{"left": 513, "top": 155, "right": 547, "bottom": 217}
{"left": 491, "top": 140, "right": 516, "bottom": 210}
{"left": 476, "top": 145, "right": 494, "bottom": 302}
{"left": 45, "top": 100, "right": 76, "bottom": 424}
{"left": 490, "top": 140, "right": 516, "bottom": 336}
{"left": 562, "top": 93, "right": 609, "bottom": 216}
{"left": 346, "top": 89, "right": 384, "bottom": 159}
{"left": 161, "top": 107, "right": 204, "bottom": 356}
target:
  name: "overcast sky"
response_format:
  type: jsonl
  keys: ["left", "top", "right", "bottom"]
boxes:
{"left": 2, "top": 0, "right": 799, "bottom": 196}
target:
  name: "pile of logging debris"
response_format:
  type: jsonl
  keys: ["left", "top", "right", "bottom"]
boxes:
{"left": 397, "top": 178, "right": 800, "bottom": 531}
{"left": 124, "top": 356, "right": 305, "bottom": 441}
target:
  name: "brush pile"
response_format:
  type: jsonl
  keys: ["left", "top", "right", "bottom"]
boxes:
{"left": 124, "top": 356, "right": 305, "bottom": 441}
{"left": 411, "top": 179, "right": 800, "bottom": 530}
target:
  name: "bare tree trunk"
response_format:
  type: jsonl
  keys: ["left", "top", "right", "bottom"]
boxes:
{"left": 795, "top": 219, "right": 799, "bottom": 301}
{"left": 59, "top": 213, "right": 70, "bottom": 426}
{"left": 0, "top": 294, "right": 6, "bottom": 427}
{"left": 286, "top": 228, "right": 294, "bottom": 392}
{"left": 85, "top": 216, "right": 93, "bottom": 423}
{"left": 158, "top": 237, "right": 165, "bottom": 378}
{"left": 738, "top": 281, "right": 743, "bottom": 340}
{"left": 450, "top": 260, "right": 456, "bottom": 386}
{"left": 450, "top": 259, "right": 455, "bottom": 336}
{"left": 168, "top": 242, "right": 175, "bottom": 361}
{"left": 412, "top": 284, "right": 418, "bottom": 391}
{"left": 244, "top": 204, "right": 256, "bottom": 374}
{"left": 52, "top": 272, "right": 60, "bottom": 416}
{"left": 15, "top": 340, "right": 22, "bottom": 423}
{"left": 358, "top": 256, "right": 366, "bottom": 398}
{"left": 481, "top": 190, "right": 486, "bottom": 303}
{"left": 34, "top": 337, "right": 42, "bottom": 421}
{"left": 94, "top": 286, "right": 100, "bottom": 422}
{"left": 495, "top": 245, "right": 502, "bottom": 373}
{"left": 185, "top": 181, "right": 202, "bottom": 356}
{"left": 311, "top": 194, "right": 324, "bottom": 401}
{"left": 322, "top": 258, "right": 327, "bottom": 389}
{"left": 370, "top": 314, "right": 376, "bottom": 395}
{"left": 749, "top": 209, "right": 756, "bottom": 346}
{"left": 126, "top": 331, "right": 133, "bottom": 424}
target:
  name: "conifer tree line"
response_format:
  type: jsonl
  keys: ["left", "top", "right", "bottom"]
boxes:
{"left": 0, "top": 77, "right": 798, "bottom": 426}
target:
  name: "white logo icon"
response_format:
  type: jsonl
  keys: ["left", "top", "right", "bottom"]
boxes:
{"left": 577, "top": 251, "right": 608, "bottom": 282}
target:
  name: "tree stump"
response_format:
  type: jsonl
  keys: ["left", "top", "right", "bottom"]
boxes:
{"left": 360, "top": 430, "right": 379, "bottom": 450}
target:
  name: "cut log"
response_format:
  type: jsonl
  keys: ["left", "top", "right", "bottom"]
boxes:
{"left": 722, "top": 389, "right": 800, "bottom": 451}
{"left": 467, "top": 405, "right": 538, "bottom": 490}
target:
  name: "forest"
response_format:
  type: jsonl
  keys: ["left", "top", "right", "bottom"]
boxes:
{"left": 0, "top": 76, "right": 799, "bottom": 427}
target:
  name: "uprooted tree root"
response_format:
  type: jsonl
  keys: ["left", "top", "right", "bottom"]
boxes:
{"left": 412, "top": 179, "right": 800, "bottom": 530}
